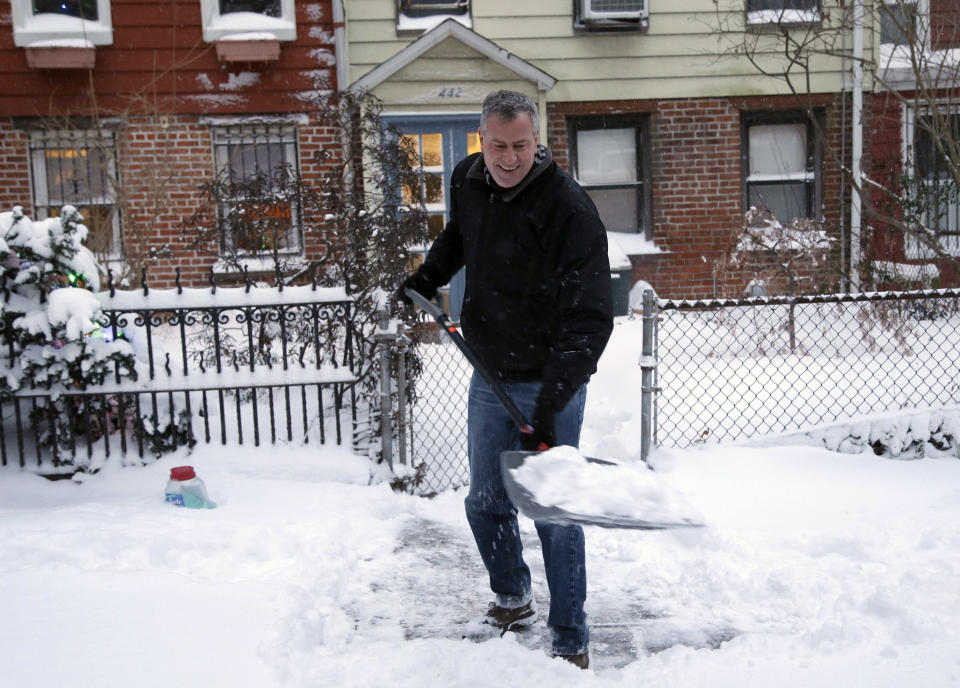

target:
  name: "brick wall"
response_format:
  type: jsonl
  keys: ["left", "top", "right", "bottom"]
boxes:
{"left": 0, "top": 121, "right": 31, "bottom": 212}
{"left": 1, "top": 114, "right": 341, "bottom": 289}
{"left": 548, "top": 94, "right": 850, "bottom": 299}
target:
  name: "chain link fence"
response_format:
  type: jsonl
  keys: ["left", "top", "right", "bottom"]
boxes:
{"left": 656, "top": 289, "right": 960, "bottom": 447}
{"left": 397, "top": 324, "right": 471, "bottom": 495}
{"left": 385, "top": 289, "right": 960, "bottom": 494}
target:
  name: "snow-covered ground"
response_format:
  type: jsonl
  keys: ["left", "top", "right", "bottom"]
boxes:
{"left": 2, "top": 318, "right": 960, "bottom": 687}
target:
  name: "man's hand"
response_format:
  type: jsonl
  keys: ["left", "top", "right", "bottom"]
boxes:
{"left": 520, "top": 406, "right": 557, "bottom": 451}
{"left": 395, "top": 271, "right": 437, "bottom": 308}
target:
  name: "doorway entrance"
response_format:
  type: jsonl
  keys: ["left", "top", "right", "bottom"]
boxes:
{"left": 385, "top": 114, "right": 481, "bottom": 321}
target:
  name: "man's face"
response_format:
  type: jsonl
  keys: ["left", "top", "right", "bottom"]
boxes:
{"left": 479, "top": 112, "right": 538, "bottom": 189}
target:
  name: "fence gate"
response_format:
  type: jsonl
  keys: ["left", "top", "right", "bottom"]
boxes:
{"left": 381, "top": 319, "right": 470, "bottom": 495}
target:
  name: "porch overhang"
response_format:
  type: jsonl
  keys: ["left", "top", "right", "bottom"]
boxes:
{"left": 350, "top": 18, "right": 556, "bottom": 94}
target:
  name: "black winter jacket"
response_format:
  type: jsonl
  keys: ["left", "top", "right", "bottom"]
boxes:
{"left": 416, "top": 149, "right": 614, "bottom": 415}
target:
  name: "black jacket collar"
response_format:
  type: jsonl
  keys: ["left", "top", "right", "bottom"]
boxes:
{"left": 466, "top": 145, "right": 553, "bottom": 202}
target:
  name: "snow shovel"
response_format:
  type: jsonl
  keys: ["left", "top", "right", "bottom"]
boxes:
{"left": 404, "top": 287, "right": 704, "bottom": 531}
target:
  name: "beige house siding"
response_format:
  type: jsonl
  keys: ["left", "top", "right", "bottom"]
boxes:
{"left": 346, "top": 1, "right": 854, "bottom": 104}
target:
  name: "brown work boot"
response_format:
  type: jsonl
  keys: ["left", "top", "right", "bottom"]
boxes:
{"left": 482, "top": 598, "right": 538, "bottom": 631}
{"left": 554, "top": 651, "right": 590, "bottom": 669}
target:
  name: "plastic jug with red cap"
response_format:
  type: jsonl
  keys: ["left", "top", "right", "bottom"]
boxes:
{"left": 164, "top": 466, "right": 216, "bottom": 509}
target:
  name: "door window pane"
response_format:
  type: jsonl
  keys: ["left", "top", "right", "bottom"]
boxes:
{"left": 420, "top": 133, "right": 443, "bottom": 167}
{"left": 424, "top": 173, "right": 444, "bottom": 205}
{"left": 577, "top": 128, "right": 637, "bottom": 184}
{"left": 402, "top": 132, "right": 447, "bottom": 224}
{"left": 427, "top": 214, "right": 445, "bottom": 241}
{"left": 466, "top": 132, "right": 481, "bottom": 156}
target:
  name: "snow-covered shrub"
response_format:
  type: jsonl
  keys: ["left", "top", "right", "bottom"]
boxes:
{"left": 135, "top": 403, "right": 195, "bottom": 458}
{"left": 807, "top": 409, "right": 960, "bottom": 459}
{"left": 0, "top": 206, "right": 138, "bottom": 468}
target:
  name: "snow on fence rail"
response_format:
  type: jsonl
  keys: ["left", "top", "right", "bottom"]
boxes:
{"left": 1, "top": 278, "right": 359, "bottom": 472}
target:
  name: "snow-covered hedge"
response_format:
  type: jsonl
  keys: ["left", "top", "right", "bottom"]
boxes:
{"left": 0, "top": 206, "right": 154, "bottom": 469}
{"left": 0, "top": 205, "right": 137, "bottom": 397}
{"left": 805, "top": 408, "right": 960, "bottom": 459}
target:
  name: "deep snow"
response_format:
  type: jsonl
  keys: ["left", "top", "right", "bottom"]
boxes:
{"left": 2, "top": 318, "right": 960, "bottom": 687}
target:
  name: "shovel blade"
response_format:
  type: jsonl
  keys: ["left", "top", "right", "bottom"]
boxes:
{"left": 500, "top": 450, "right": 705, "bottom": 531}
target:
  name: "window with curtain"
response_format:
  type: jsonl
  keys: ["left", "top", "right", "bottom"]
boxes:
{"left": 743, "top": 112, "right": 820, "bottom": 224}
{"left": 569, "top": 115, "right": 651, "bottom": 237}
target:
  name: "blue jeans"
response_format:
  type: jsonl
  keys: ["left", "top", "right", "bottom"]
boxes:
{"left": 464, "top": 371, "right": 589, "bottom": 656}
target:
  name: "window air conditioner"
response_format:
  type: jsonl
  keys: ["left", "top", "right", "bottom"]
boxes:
{"left": 579, "top": 0, "right": 648, "bottom": 22}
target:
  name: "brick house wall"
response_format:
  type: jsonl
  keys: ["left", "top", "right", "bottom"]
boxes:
{"left": 548, "top": 94, "right": 851, "bottom": 300}
{"left": 931, "top": 0, "right": 960, "bottom": 51}
{"left": 0, "top": 0, "right": 340, "bottom": 289}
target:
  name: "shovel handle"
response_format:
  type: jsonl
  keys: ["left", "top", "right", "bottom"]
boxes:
{"left": 404, "top": 287, "right": 538, "bottom": 438}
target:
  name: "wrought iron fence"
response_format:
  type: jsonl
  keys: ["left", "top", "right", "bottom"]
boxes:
{"left": 1, "top": 273, "right": 359, "bottom": 471}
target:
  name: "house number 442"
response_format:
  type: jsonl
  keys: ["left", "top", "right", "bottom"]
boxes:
{"left": 438, "top": 87, "right": 463, "bottom": 98}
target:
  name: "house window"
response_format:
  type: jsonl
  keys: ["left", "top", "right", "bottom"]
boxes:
{"left": 910, "top": 107, "right": 960, "bottom": 255}
{"left": 211, "top": 124, "right": 302, "bottom": 256}
{"left": 743, "top": 112, "right": 819, "bottom": 224}
{"left": 746, "top": 0, "right": 820, "bottom": 27}
{"left": 396, "top": 0, "right": 471, "bottom": 33}
{"left": 200, "top": 0, "right": 296, "bottom": 41}
{"left": 10, "top": 0, "right": 113, "bottom": 46}
{"left": 881, "top": 1, "right": 918, "bottom": 45}
{"left": 569, "top": 116, "right": 651, "bottom": 238}
{"left": 219, "top": 0, "right": 280, "bottom": 17}
{"left": 29, "top": 129, "right": 122, "bottom": 259}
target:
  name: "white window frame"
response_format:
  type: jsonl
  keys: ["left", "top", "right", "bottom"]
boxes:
{"left": 210, "top": 122, "right": 303, "bottom": 258}
{"left": 10, "top": 0, "right": 113, "bottom": 47}
{"left": 200, "top": 0, "right": 297, "bottom": 42}
{"left": 28, "top": 128, "right": 123, "bottom": 260}
{"left": 902, "top": 102, "right": 960, "bottom": 258}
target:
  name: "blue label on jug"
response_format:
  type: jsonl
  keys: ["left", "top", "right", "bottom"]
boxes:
{"left": 165, "top": 493, "right": 184, "bottom": 506}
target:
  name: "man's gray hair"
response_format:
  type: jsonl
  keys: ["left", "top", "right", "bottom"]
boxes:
{"left": 480, "top": 90, "right": 539, "bottom": 137}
